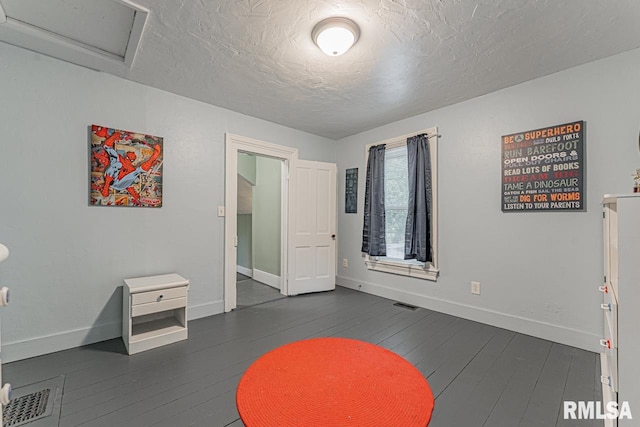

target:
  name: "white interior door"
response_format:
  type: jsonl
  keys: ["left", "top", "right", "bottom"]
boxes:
{"left": 287, "top": 159, "right": 337, "bottom": 295}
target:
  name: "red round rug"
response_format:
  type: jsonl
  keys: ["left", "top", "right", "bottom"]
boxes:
{"left": 236, "top": 337, "right": 434, "bottom": 426}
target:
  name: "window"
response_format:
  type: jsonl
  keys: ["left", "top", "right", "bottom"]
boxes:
{"left": 362, "top": 128, "right": 438, "bottom": 281}
{"left": 384, "top": 146, "right": 409, "bottom": 260}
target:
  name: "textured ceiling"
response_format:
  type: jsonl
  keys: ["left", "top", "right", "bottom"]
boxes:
{"left": 7, "top": 0, "right": 640, "bottom": 139}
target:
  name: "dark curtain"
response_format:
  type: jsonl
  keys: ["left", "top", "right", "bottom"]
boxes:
{"left": 361, "top": 144, "right": 386, "bottom": 256}
{"left": 404, "top": 134, "right": 433, "bottom": 263}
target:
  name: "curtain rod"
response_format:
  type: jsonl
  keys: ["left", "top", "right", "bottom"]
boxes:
{"left": 377, "top": 132, "right": 440, "bottom": 142}
{"left": 365, "top": 130, "right": 440, "bottom": 151}
{"left": 421, "top": 132, "right": 441, "bottom": 139}
{"left": 364, "top": 127, "right": 439, "bottom": 152}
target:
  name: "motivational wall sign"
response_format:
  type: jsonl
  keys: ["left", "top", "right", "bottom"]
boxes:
{"left": 345, "top": 168, "right": 358, "bottom": 213}
{"left": 502, "top": 121, "right": 585, "bottom": 212}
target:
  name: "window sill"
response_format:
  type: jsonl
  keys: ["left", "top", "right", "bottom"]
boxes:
{"left": 364, "top": 256, "right": 439, "bottom": 281}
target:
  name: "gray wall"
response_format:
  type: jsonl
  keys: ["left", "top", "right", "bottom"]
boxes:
{"left": 237, "top": 214, "right": 252, "bottom": 271}
{"left": 0, "top": 42, "right": 335, "bottom": 362}
{"left": 2, "top": 38, "right": 638, "bottom": 362}
{"left": 252, "top": 156, "right": 282, "bottom": 277}
{"left": 236, "top": 154, "right": 282, "bottom": 277}
{"left": 238, "top": 153, "right": 256, "bottom": 184}
{"left": 237, "top": 153, "right": 256, "bottom": 272}
{"left": 335, "top": 48, "right": 640, "bottom": 352}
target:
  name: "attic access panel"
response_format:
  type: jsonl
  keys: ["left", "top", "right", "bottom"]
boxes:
{"left": 0, "top": 0, "right": 148, "bottom": 69}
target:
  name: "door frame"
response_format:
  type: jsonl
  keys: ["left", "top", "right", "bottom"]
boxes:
{"left": 224, "top": 133, "right": 298, "bottom": 312}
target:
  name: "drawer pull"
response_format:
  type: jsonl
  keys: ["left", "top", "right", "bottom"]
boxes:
{"left": 157, "top": 294, "right": 164, "bottom": 301}
{"left": 601, "top": 303, "right": 611, "bottom": 311}
{"left": 600, "top": 339, "right": 612, "bottom": 349}
{"left": 598, "top": 285, "right": 608, "bottom": 293}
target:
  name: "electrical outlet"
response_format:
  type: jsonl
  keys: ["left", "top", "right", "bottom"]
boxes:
{"left": 471, "top": 281, "right": 481, "bottom": 295}
{"left": 343, "top": 258, "right": 348, "bottom": 268}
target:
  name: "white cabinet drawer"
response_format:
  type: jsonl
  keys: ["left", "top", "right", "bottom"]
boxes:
{"left": 132, "top": 286, "right": 187, "bottom": 306}
{"left": 131, "top": 296, "right": 187, "bottom": 317}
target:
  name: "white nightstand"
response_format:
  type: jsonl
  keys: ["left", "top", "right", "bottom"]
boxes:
{"left": 122, "top": 273, "right": 189, "bottom": 355}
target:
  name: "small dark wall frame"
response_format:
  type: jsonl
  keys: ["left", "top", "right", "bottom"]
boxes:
{"left": 345, "top": 168, "right": 358, "bottom": 213}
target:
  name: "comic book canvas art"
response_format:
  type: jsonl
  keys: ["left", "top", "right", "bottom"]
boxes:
{"left": 90, "top": 125, "right": 163, "bottom": 207}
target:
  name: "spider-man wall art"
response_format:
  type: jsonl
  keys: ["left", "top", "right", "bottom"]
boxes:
{"left": 90, "top": 124, "right": 163, "bottom": 207}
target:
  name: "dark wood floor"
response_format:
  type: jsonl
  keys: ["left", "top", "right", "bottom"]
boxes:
{"left": 236, "top": 274, "right": 286, "bottom": 309}
{"left": 4, "top": 287, "right": 601, "bottom": 427}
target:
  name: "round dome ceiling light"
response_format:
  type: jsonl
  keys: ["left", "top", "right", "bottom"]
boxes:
{"left": 312, "top": 17, "right": 360, "bottom": 56}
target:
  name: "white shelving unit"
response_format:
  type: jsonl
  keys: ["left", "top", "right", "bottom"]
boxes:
{"left": 601, "top": 194, "right": 640, "bottom": 426}
{"left": 0, "top": 243, "right": 12, "bottom": 424}
{"left": 122, "top": 273, "right": 189, "bottom": 355}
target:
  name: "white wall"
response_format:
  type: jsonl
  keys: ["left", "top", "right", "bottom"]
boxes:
{"left": 0, "top": 42, "right": 335, "bottom": 362}
{"left": 336, "top": 48, "right": 640, "bottom": 352}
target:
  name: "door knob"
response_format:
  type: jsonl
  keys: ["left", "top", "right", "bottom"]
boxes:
{"left": 0, "top": 383, "right": 12, "bottom": 405}
{"left": 0, "top": 287, "right": 8, "bottom": 306}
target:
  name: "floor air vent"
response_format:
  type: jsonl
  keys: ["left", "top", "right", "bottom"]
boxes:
{"left": 393, "top": 302, "right": 418, "bottom": 311}
{"left": 2, "top": 375, "right": 64, "bottom": 427}
{"left": 3, "top": 389, "right": 50, "bottom": 426}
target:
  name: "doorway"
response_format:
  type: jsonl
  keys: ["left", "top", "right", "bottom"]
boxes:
{"left": 224, "top": 134, "right": 297, "bottom": 312}
{"left": 236, "top": 153, "right": 287, "bottom": 308}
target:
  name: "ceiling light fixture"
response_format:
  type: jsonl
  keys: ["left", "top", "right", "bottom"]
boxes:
{"left": 312, "top": 17, "right": 360, "bottom": 56}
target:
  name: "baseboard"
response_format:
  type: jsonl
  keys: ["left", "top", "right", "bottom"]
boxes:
{"left": 2, "top": 321, "right": 122, "bottom": 363}
{"left": 188, "top": 300, "right": 224, "bottom": 321}
{"left": 253, "top": 269, "right": 281, "bottom": 289}
{"left": 236, "top": 265, "right": 253, "bottom": 277}
{"left": 2, "top": 299, "right": 225, "bottom": 363}
{"left": 337, "top": 276, "right": 601, "bottom": 353}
